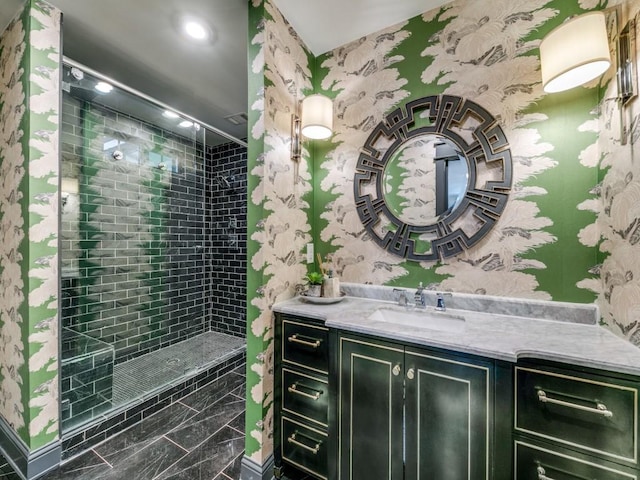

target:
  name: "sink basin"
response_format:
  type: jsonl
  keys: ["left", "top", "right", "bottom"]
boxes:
{"left": 368, "top": 307, "right": 466, "bottom": 333}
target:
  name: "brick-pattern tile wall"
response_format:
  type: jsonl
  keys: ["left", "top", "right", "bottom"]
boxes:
{"left": 61, "top": 94, "right": 210, "bottom": 363}
{"left": 60, "top": 327, "right": 114, "bottom": 430}
{"left": 206, "top": 142, "right": 247, "bottom": 336}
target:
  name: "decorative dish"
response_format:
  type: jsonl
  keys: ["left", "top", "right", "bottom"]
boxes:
{"left": 299, "top": 293, "right": 346, "bottom": 305}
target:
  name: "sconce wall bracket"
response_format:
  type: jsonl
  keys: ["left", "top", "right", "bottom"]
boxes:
{"left": 291, "top": 112, "right": 302, "bottom": 162}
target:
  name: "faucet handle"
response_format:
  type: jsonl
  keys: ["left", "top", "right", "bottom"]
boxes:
{"left": 393, "top": 288, "right": 409, "bottom": 306}
{"left": 415, "top": 282, "right": 426, "bottom": 308}
{"left": 435, "top": 291, "right": 452, "bottom": 311}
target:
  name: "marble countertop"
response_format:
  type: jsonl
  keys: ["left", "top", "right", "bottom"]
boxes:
{"left": 273, "top": 295, "right": 640, "bottom": 377}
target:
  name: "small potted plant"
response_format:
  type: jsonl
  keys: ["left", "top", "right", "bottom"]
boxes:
{"left": 305, "top": 271, "right": 324, "bottom": 297}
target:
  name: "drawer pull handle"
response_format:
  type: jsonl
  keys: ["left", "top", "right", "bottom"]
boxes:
{"left": 288, "top": 383, "right": 322, "bottom": 401}
{"left": 288, "top": 432, "right": 321, "bottom": 454}
{"left": 536, "top": 466, "right": 554, "bottom": 480}
{"left": 392, "top": 364, "right": 401, "bottom": 376}
{"left": 537, "top": 390, "right": 613, "bottom": 418}
{"left": 288, "top": 334, "right": 321, "bottom": 348}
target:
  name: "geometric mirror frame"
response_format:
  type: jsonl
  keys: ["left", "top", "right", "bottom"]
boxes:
{"left": 354, "top": 94, "right": 513, "bottom": 261}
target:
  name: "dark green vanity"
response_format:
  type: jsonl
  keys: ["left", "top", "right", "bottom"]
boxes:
{"left": 274, "top": 315, "right": 334, "bottom": 479}
{"left": 338, "top": 333, "right": 498, "bottom": 480}
{"left": 513, "top": 361, "right": 639, "bottom": 480}
{"left": 273, "top": 295, "right": 640, "bottom": 480}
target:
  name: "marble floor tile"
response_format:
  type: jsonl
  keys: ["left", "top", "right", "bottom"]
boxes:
{"left": 93, "top": 402, "right": 196, "bottom": 466}
{"left": 227, "top": 411, "right": 245, "bottom": 434}
{"left": 154, "top": 426, "right": 245, "bottom": 480}
{"left": 167, "top": 394, "right": 245, "bottom": 451}
{"left": 221, "top": 452, "right": 244, "bottom": 479}
{"left": 1, "top": 362, "right": 247, "bottom": 480}
{"left": 98, "top": 437, "right": 187, "bottom": 480}
{"left": 0, "top": 455, "right": 21, "bottom": 480}
{"left": 179, "top": 371, "right": 245, "bottom": 412}
{"left": 39, "top": 450, "right": 111, "bottom": 480}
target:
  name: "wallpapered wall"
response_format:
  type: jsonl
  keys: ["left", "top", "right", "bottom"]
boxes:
{"left": 0, "top": 0, "right": 60, "bottom": 450}
{"left": 594, "top": 0, "right": 640, "bottom": 343}
{"left": 246, "top": 0, "right": 315, "bottom": 464}
{"left": 247, "top": 0, "right": 640, "bottom": 465}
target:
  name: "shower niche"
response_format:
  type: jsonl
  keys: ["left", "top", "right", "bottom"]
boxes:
{"left": 60, "top": 62, "right": 247, "bottom": 434}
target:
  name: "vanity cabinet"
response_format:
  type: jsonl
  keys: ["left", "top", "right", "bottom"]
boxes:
{"left": 513, "top": 362, "right": 640, "bottom": 480}
{"left": 339, "top": 333, "right": 494, "bottom": 480}
{"left": 274, "top": 314, "right": 334, "bottom": 480}
{"left": 273, "top": 302, "right": 640, "bottom": 480}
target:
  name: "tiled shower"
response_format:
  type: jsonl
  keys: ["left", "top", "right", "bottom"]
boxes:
{"left": 59, "top": 62, "right": 247, "bottom": 436}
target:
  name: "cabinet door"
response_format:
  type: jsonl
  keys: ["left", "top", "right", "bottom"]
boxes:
{"left": 405, "top": 349, "right": 491, "bottom": 480}
{"left": 339, "top": 335, "right": 404, "bottom": 480}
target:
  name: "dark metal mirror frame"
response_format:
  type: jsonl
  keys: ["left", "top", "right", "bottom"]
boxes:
{"left": 354, "top": 94, "right": 513, "bottom": 262}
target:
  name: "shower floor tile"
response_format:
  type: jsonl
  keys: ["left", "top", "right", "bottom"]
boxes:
{"left": 112, "top": 331, "right": 245, "bottom": 405}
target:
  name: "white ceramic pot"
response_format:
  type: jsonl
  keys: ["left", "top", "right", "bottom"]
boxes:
{"left": 307, "top": 285, "right": 322, "bottom": 297}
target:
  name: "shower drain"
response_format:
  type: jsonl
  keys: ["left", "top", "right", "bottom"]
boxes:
{"left": 166, "top": 358, "right": 181, "bottom": 366}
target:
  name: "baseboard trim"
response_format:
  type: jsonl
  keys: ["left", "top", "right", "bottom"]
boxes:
{"left": 240, "top": 453, "right": 274, "bottom": 480}
{"left": 0, "top": 416, "right": 61, "bottom": 480}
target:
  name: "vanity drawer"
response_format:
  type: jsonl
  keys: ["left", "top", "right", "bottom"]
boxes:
{"left": 282, "top": 319, "right": 329, "bottom": 373}
{"left": 282, "top": 417, "right": 328, "bottom": 480}
{"left": 515, "top": 441, "right": 635, "bottom": 480}
{"left": 515, "top": 366, "right": 638, "bottom": 463}
{"left": 282, "top": 368, "right": 328, "bottom": 427}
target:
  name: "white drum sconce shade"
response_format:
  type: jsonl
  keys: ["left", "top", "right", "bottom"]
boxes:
{"left": 291, "top": 94, "right": 334, "bottom": 161}
{"left": 540, "top": 11, "right": 611, "bottom": 93}
{"left": 300, "top": 94, "right": 333, "bottom": 139}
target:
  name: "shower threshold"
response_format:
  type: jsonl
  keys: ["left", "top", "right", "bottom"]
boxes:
{"left": 112, "top": 331, "right": 245, "bottom": 405}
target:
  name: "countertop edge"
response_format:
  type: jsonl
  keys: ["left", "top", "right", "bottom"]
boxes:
{"left": 273, "top": 297, "right": 640, "bottom": 377}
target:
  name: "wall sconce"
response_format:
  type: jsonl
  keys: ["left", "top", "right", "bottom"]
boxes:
{"left": 291, "top": 94, "right": 333, "bottom": 161}
{"left": 540, "top": 11, "right": 611, "bottom": 93}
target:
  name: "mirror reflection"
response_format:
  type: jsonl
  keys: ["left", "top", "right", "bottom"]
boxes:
{"left": 354, "top": 94, "right": 513, "bottom": 261}
{"left": 383, "top": 135, "right": 468, "bottom": 226}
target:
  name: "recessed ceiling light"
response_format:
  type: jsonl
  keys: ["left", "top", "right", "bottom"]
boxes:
{"left": 179, "top": 120, "right": 194, "bottom": 128}
{"left": 184, "top": 20, "right": 210, "bottom": 41}
{"left": 163, "top": 110, "right": 180, "bottom": 119}
{"left": 95, "top": 81, "right": 113, "bottom": 93}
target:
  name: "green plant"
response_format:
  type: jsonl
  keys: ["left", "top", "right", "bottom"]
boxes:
{"left": 305, "top": 271, "right": 324, "bottom": 285}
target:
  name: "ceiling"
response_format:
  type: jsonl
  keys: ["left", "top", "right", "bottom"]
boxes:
{"left": 0, "top": 0, "right": 448, "bottom": 142}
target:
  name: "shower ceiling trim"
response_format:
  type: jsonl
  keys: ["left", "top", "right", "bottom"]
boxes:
{"left": 63, "top": 57, "right": 247, "bottom": 148}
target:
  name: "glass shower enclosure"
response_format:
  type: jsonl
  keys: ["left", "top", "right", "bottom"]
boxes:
{"left": 59, "top": 61, "right": 245, "bottom": 432}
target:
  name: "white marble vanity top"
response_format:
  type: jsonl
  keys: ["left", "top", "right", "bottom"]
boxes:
{"left": 273, "top": 285, "right": 640, "bottom": 377}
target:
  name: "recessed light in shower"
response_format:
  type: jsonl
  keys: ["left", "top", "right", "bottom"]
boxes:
{"left": 163, "top": 110, "right": 180, "bottom": 119}
{"left": 183, "top": 19, "right": 211, "bottom": 41}
{"left": 95, "top": 81, "right": 113, "bottom": 93}
{"left": 179, "top": 120, "right": 194, "bottom": 128}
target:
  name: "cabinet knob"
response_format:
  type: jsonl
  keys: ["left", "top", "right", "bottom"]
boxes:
{"left": 406, "top": 368, "right": 415, "bottom": 380}
{"left": 392, "top": 364, "right": 401, "bottom": 376}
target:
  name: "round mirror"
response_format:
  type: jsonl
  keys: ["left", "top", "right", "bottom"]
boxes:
{"left": 383, "top": 135, "right": 468, "bottom": 226}
{"left": 354, "top": 94, "right": 513, "bottom": 261}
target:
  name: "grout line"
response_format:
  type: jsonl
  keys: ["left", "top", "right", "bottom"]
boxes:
{"left": 91, "top": 448, "right": 114, "bottom": 468}
{"left": 228, "top": 424, "right": 245, "bottom": 436}
{"left": 177, "top": 400, "right": 200, "bottom": 413}
{"left": 163, "top": 435, "right": 190, "bottom": 454}
{"left": 230, "top": 392, "right": 245, "bottom": 401}
{"left": 215, "top": 453, "right": 241, "bottom": 479}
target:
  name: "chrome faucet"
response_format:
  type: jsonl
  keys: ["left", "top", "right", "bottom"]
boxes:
{"left": 393, "top": 288, "right": 411, "bottom": 308}
{"left": 414, "top": 282, "right": 427, "bottom": 308}
{"left": 435, "top": 292, "right": 452, "bottom": 311}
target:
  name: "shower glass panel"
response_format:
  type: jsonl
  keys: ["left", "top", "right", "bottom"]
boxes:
{"left": 59, "top": 62, "right": 242, "bottom": 432}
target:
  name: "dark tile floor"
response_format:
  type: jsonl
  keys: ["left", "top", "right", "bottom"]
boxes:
{"left": 0, "top": 366, "right": 246, "bottom": 480}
